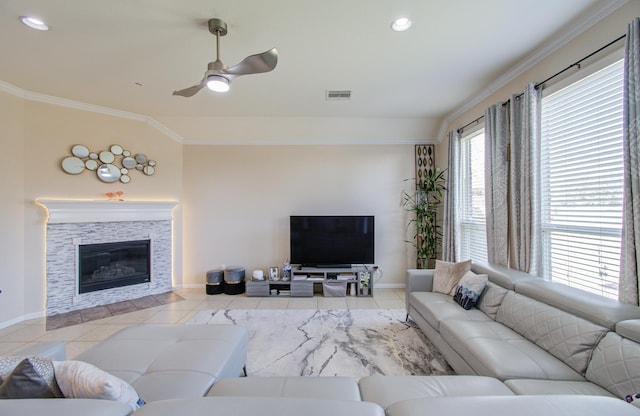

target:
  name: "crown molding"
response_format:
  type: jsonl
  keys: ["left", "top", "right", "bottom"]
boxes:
{"left": 182, "top": 136, "right": 438, "bottom": 146}
{"left": 436, "top": 0, "right": 629, "bottom": 141}
{"left": 0, "top": 81, "right": 184, "bottom": 143}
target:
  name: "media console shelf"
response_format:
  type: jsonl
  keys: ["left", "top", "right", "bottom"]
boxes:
{"left": 246, "top": 266, "right": 373, "bottom": 297}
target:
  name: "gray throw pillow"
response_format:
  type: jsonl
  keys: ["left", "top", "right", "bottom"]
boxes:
{"left": 0, "top": 357, "right": 63, "bottom": 398}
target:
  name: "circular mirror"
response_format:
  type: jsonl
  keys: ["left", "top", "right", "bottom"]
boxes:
{"left": 85, "top": 159, "right": 99, "bottom": 171}
{"left": 96, "top": 164, "right": 121, "bottom": 183}
{"left": 136, "top": 164, "right": 143, "bottom": 171}
{"left": 148, "top": 160, "right": 156, "bottom": 167}
{"left": 62, "top": 156, "right": 85, "bottom": 174}
{"left": 135, "top": 154, "right": 147, "bottom": 164}
{"left": 99, "top": 151, "right": 115, "bottom": 164}
{"left": 120, "top": 168, "right": 129, "bottom": 174}
{"left": 71, "top": 145, "right": 89, "bottom": 158}
{"left": 110, "top": 145, "right": 123, "bottom": 155}
{"left": 143, "top": 166, "right": 155, "bottom": 176}
{"left": 120, "top": 174, "right": 131, "bottom": 184}
{"left": 89, "top": 153, "right": 98, "bottom": 160}
{"left": 122, "top": 157, "right": 136, "bottom": 169}
{"left": 122, "top": 150, "right": 131, "bottom": 157}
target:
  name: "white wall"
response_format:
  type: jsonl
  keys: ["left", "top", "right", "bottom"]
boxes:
{"left": 0, "top": 91, "right": 26, "bottom": 325}
{"left": 182, "top": 144, "right": 416, "bottom": 287}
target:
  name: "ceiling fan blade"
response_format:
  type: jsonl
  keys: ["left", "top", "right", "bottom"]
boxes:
{"left": 223, "top": 48, "right": 278, "bottom": 77}
{"left": 172, "top": 81, "right": 206, "bottom": 97}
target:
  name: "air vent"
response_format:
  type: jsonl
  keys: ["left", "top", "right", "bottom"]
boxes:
{"left": 326, "top": 90, "right": 351, "bottom": 101}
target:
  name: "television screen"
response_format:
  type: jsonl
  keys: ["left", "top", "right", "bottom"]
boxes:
{"left": 289, "top": 215, "right": 374, "bottom": 267}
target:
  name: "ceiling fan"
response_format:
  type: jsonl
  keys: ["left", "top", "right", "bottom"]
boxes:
{"left": 173, "top": 18, "right": 278, "bottom": 96}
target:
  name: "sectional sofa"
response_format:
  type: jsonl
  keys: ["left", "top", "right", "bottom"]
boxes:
{"left": 3, "top": 261, "right": 640, "bottom": 416}
{"left": 403, "top": 262, "right": 640, "bottom": 405}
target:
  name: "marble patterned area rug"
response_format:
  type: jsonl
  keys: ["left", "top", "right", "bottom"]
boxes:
{"left": 188, "top": 309, "right": 454, "bottom": 378}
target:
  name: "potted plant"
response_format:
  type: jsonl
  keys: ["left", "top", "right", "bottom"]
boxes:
{"left": 402, "top": 169, "right": 446, "bottom": 269}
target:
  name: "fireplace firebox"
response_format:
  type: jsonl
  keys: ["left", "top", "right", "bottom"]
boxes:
{"left": 78, "top": 239, "right": 151, "bottom": 294}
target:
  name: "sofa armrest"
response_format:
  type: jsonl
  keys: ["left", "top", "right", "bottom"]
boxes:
{"left": 405, "top": 269, "right": 435, "bottom": 315}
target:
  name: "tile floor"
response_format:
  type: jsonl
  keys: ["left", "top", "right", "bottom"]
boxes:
{"left": 0, "top": 288, "right": 406, "bottom": 360}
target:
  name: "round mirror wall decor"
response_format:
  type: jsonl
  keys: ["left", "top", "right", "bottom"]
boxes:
{"left": 61, "top": 156, "right": 85, "bottom": 174}
{"left": 60, "top": 144, "right": 157, "bottom": 183}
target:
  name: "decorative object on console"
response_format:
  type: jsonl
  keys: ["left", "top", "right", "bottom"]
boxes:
{"left": 453, "top": 271, "right": 489, "bottom": 310}
{"left": 61, "top": 144, "right": 156, "bottom": 184}
{"left": 105, "top": 190, "right": 124, "bottom": 201}
{"left": 269, "top": 267, "right": 279, "bottom": 281}
{"left": 282, "top": 259, "right": 292, "bottom": 281}
{"left": 432, "top": 259, "right": 471, "bottom": 295}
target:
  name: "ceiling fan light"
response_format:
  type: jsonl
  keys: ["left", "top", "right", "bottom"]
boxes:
{"left": 391, "top": 17, "right": 411, "bottom": 32}
{"left": 206, "top": 75, "right": 230, "bottom": 92}
{"left": 20, "top": 16, "right": 49, "bottom": 31}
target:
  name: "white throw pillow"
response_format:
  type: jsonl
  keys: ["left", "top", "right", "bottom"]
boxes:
{"left": 53, "top": 360, "right": 144, "bottom": 411}
{"left": 432, "top": 259, "right": 471, "bottom": 296}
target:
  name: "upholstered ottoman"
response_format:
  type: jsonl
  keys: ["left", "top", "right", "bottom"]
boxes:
{"left": 207, "top": 376, "right": 361, "bottom": 400}
{"left": 76, "top": 324, "right": 248, "bottom": 403}
{"left": 358, "top": 375, "right": 514, "bottom": 408}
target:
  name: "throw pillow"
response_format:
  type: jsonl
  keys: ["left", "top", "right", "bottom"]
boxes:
{"left": 53, "top": 360, "right": 144, "bottom": 411}
{"left": 432, "top": 259, "right": 471, "bottom": 295}
{"left": 453, "top": 271, "right": 489, "bottom": 310}
{"left": 0, "top": 357, "right": 63, "bottom": 398}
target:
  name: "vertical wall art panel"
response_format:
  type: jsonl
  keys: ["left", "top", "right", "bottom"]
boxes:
{"left": 415, "top": 144, "right": 435, "bottom": 188}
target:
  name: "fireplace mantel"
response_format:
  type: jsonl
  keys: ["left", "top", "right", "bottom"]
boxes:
{"left": 37, "top": 199, "right": 178, "bottom": 223}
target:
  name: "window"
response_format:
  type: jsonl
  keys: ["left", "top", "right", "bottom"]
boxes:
{"left": 459, "top": 129, "right": 487, "bottom": 263}
{"left": 540, "top": 59, "right": 624, "bottom": 299}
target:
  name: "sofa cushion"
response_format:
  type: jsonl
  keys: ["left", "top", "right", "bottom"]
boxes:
{"left": 131, "top": 397, "right": 385, "bottom": 416}
{"left": 53, "top": 360, "right": 144, "bottom": 411}
{"left": 0, "top": 357, "right": 63, "bottom": 398}
{"left": 439, "top": 319, "right": 584, "bottom": 381}
{"left": 476, "top": 282, "right": 509, "bottom": 320}
{"left": 504, "top": 378, "right": 616, "bottom": 397}
{"left": 385, "top": 395, "right": 640, "bottom": 416}
{"left": 453, "top": 271, "right": 488, "bottom": 310}
{"left": 409, "top": 292, "right": 491, "bottom": 332}
{"left": 515, "top": 280, "right": 640, "bottom": 330}
{"left": 586, "top": 331, "right": 640, "bottom": 401}
{"left": 617, "top": 320, "right": 640, "bottom": 343}
{"left": 359, "top": 375, "right": 514, "bottom": 409}
{"left": 496, "top": 291, "right": 608, "bottom": 374}
{"left": 208, "top": 376, "right": 361, "bottom": 401}
{"left": 433, "top": 260, "right": 471, "bottom": 295}
{"left": 0, "top": 398, "right": 133, "bottom": 416}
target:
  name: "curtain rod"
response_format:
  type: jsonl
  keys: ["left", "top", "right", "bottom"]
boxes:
{"left": 456, "top": 33, "right": 626, "bottom": 135}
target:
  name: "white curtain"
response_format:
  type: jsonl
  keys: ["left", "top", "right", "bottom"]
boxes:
{"left": 442, "top": 130, "right": 460, "bottom": 262}
{"left": 484, "top": 103, "right": 510, "bottom": 266}
{"left": 619, "top": 18, "right": 640, "bottom": 305}
{"left": 509, "top": 84, "right": 541, "bottom": 273}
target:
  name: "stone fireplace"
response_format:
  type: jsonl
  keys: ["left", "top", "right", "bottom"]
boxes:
{"left": 38, "top": 200, "right": 177, "bottom": 316}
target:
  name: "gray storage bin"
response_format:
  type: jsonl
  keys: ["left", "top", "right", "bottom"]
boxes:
{"left": 322, "top": 280, "right": 347, "bottom": 297}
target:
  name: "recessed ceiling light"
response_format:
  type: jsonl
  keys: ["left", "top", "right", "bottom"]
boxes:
{"left": 391, "top": 17, "right": 411, "bottom": 32}
{"left": 20, "top": 16, "right": 49, "bottom": 31}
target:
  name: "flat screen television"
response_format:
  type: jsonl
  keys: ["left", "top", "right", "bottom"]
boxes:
{"left": 289, "top": 215, "right": 374, "bottom": 267}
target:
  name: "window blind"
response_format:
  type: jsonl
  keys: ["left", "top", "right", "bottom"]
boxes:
{"left": 459, "top": 130, "right": 487, "bottom": 262}
{"left": 540, "top": 59, "right": 623, "bottom": 299}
